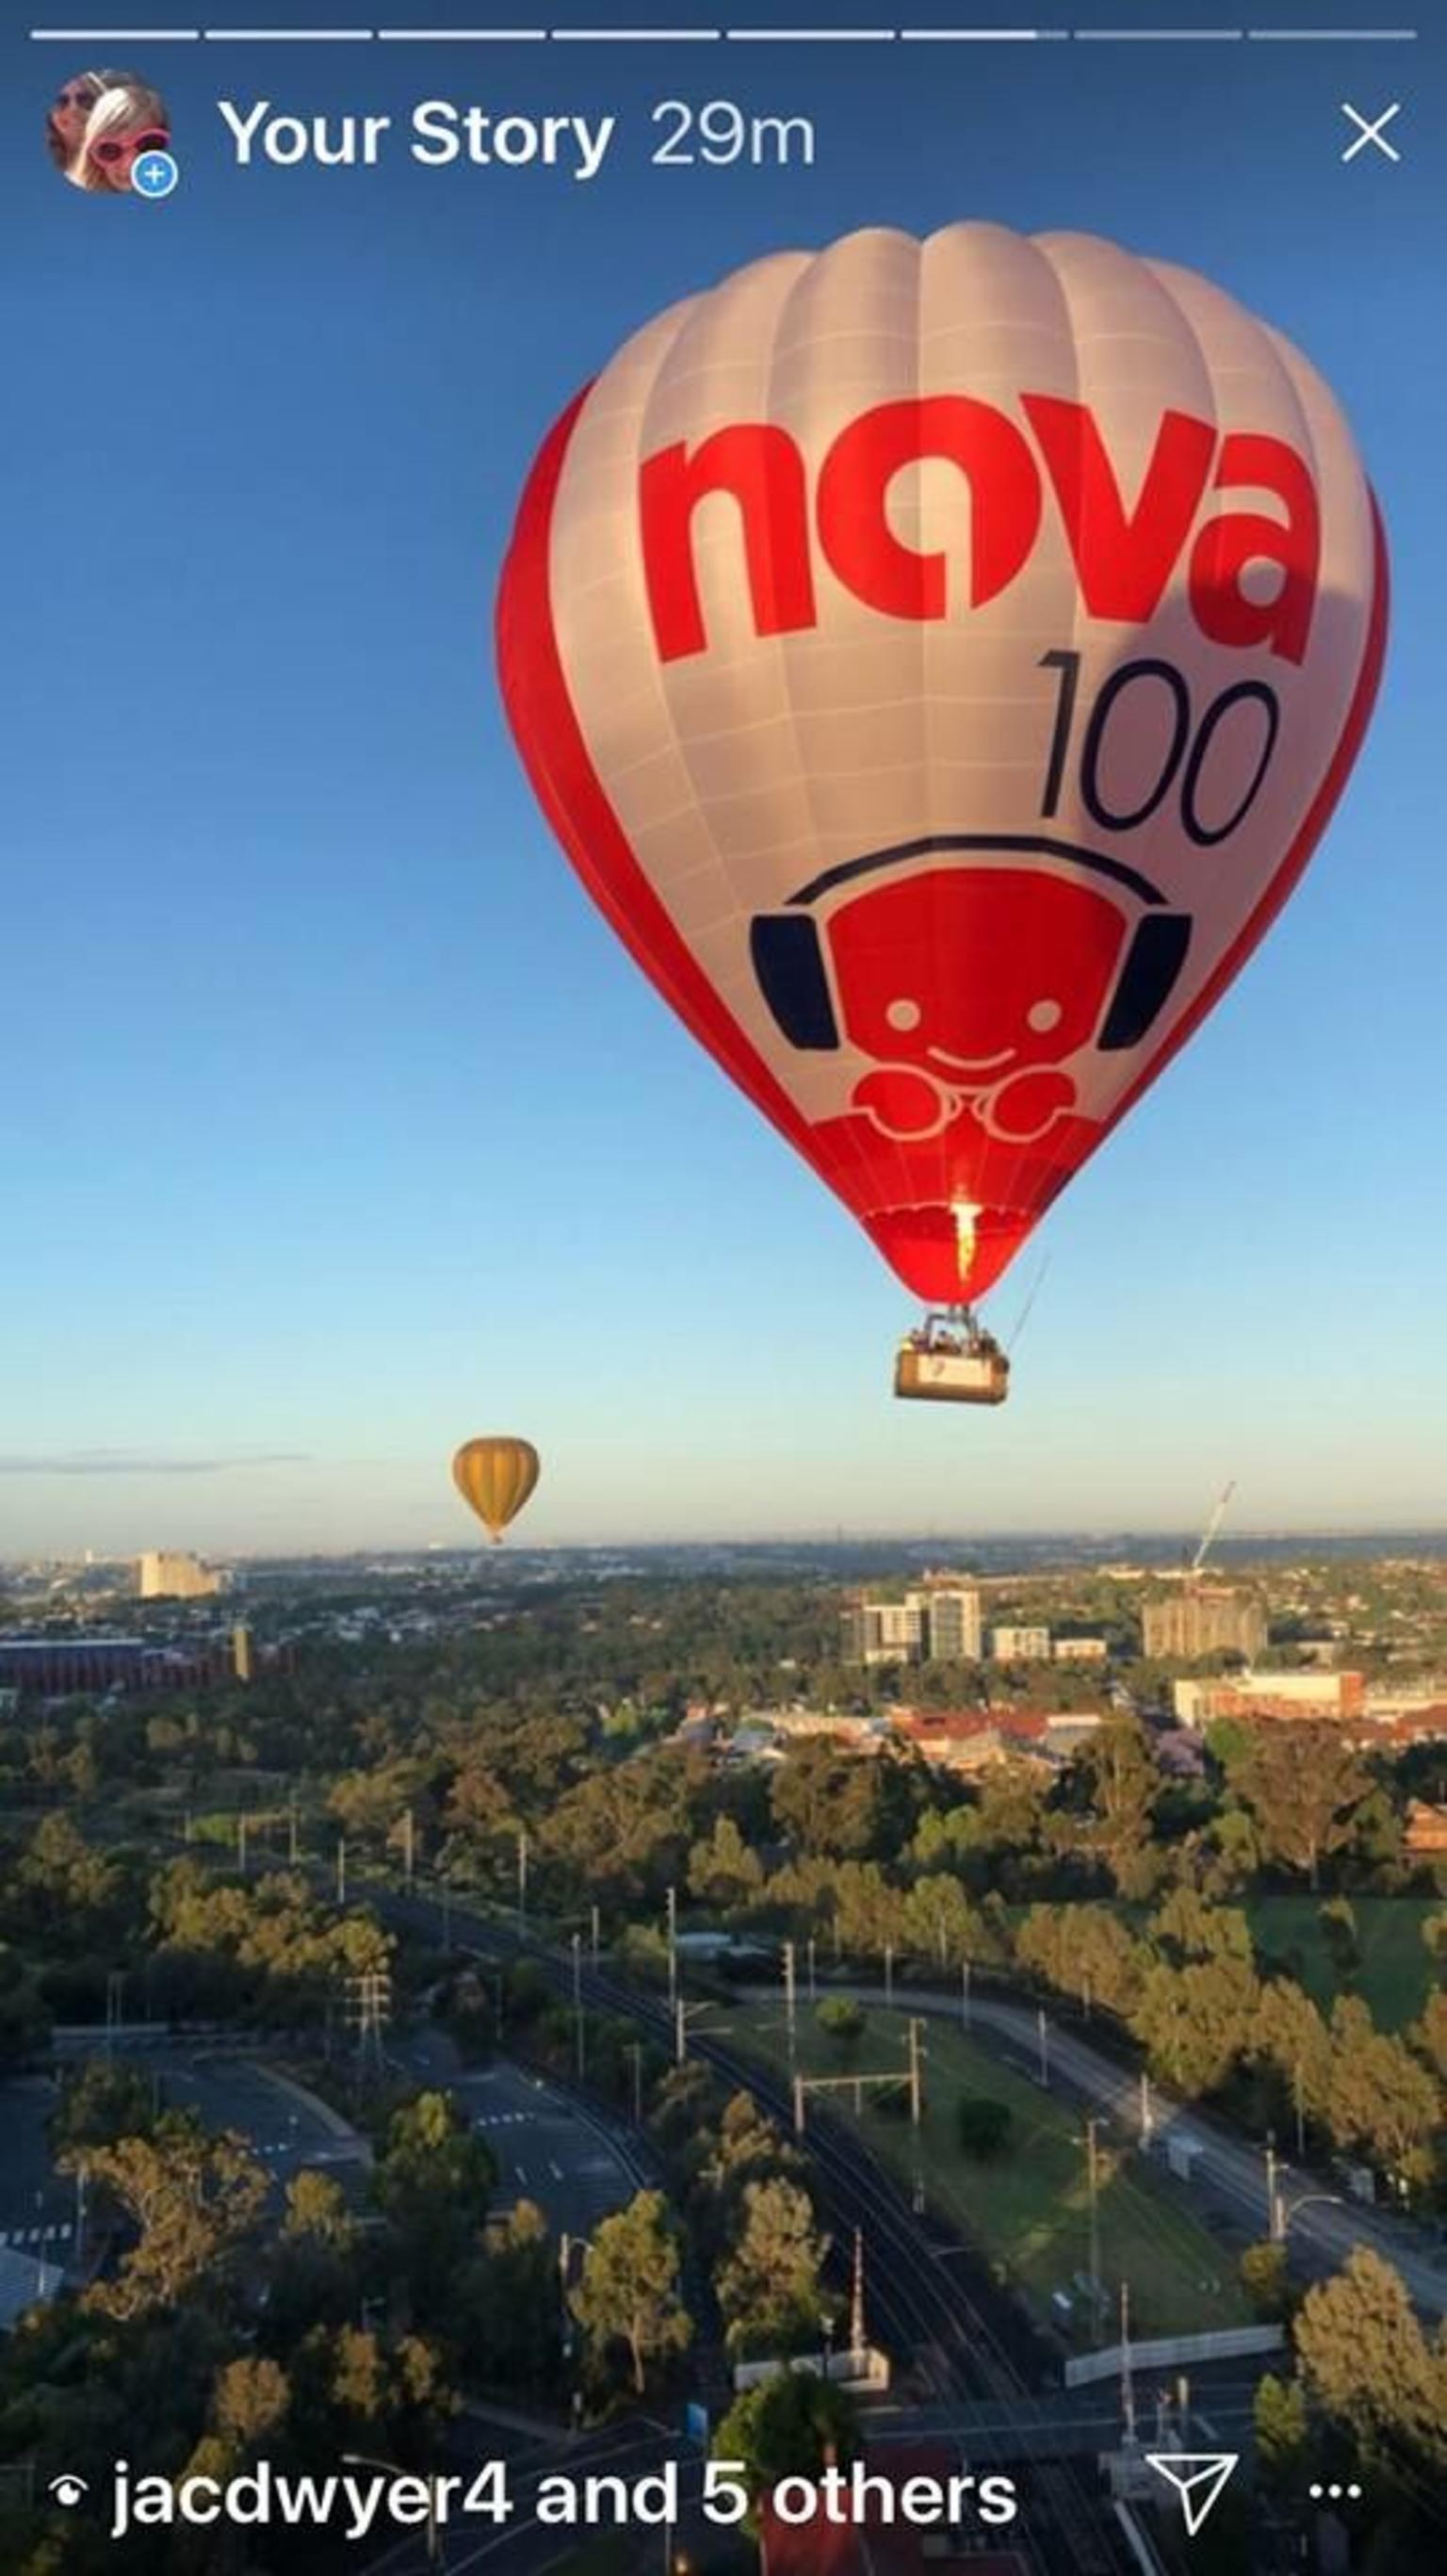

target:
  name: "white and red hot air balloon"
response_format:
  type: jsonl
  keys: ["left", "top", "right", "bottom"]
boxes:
{"left": 496, "top": 223, "right": 1387, "bottom": 1401}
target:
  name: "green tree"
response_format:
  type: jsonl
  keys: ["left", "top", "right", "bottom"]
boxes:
{"left": 0, "top": 1942, "right": 51, "bottom": 2070}
{"left": 212, "top": 2354, "right": 290, "bottom": 2452}
{"left": 374, "top": 2090, "right": 496, "bottom": 2235}
{"left": 1294, "top": 2249, "right": 1447, "bottom": 2473}
{"left": 688, "top": 1815, "right": 764, "bottom": 1913}
{"left": 50, "top": 2057, "right": 156, "bottom": 2156}
{"left": 1237, "top": 1725, "right": 1372, "bottom": 1889}
{"left": 902, "top": 1873, "right": 984, "bottom": 1969}
{"left": 570, "top": 2190, "right": 692, "bottom": 2395}
{"left": 1077, "top": 1717, "right": 1161, "bottom": 1897}
{"left": 1323, "top": 1999, "right": 1440, "bottom": 2190}
{"left": 466, "top": 2198, "right": 562, "bottom": 2398}
{"left": 76, "top": 2113, "right": 268, "bottom": 2321}
{"left": 282, "top": 2167, "right": 355, "bottom": 2248}
{"left": 1130, "top": 1954, "right": 1260, "bottom": 2096}
{"left": 956, "top": 2096, "right": 1013, "bottom": 2160}
{"left": 816, "top": 1998, "right": 865, "bottom": 2049}
{"left": 714, "top": 2370, "right": 859, "bottom": 2517}
{"left": 772, "top": 1743, "right": 883, "bottom": 1859}
{"left": 1254, "top": 2373, "right": 1309, "bottom": 2487}
{"left": 1239, "top": 2240, "right": 1293, "bottom": 2325}
{"left": 716, "top": 2178, "right": 826, "bottom": 2357}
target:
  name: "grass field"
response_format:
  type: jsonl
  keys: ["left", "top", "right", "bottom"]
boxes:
{"left": 727, "top": 2001, "right": 1249, "bottom": 2347}
{"left": 1244, "top": 1896, "right": 1439, "bottom": 2030}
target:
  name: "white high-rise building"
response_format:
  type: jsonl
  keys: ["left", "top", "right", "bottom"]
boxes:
{"left": 137, "top": 1551, "right": 223, "bottom": 1601}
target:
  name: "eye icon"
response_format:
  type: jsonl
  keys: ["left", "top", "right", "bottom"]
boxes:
{"left": 49, "top": 2474, "right": 89, "bottom": 2506}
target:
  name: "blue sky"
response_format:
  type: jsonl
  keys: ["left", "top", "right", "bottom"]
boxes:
{"left": 3, "top": 3, "right": 1443, "bottom": 1553}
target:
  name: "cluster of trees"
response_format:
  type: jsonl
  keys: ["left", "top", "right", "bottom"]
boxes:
{"left": 0, "top": 1811, "right": 398, "bottom": 2056}
{"left": 1016, "top": 1893, "right": 1443, "bottom": 2192}
{"left": 1251, "top": 2247, "right": 1447, "bottom": 2572}
{"left": 0, "top": 2076, "right": 495, "bottom": 2573}
{"left": 650, "top": 2067, "right": 829, "bottom": 2363}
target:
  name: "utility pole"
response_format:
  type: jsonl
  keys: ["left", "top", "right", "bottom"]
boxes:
{"left": 793, "top": 2071, "right": 806, "bottom": 2137}
{"left": 806, "top": 1936, "right": 817, "bottom": 2002}
{"left": 1266, "top": 2133, "right": 1283, "bottom": 2242}
{"left": 1120, "top": 2282, "right": 1138, "bottom": 2448}
{"left": 237, "top": 1813, "right": 249, "bottom": 1876}
{"left": 908, "top": 2017, "right": 926, "bottom": 2214}
{"left": 850, "top": 2228, "right": 866, "bottom": 2366}
{"left": 345, "top": 1968, "right": 391, "bottom": 2079}
{"left": 884, "top": 1941, "right": 894, "bottom": 2008}
{"left": 784, "top": 1940, "right": 797, "bottom": 2064}
{"left": 1293, "top": 2056, "right": 1306, "bottom": 2159}
{"left": 666, "top": 1885, "right": 678, "bottom": 2013}
{"left": 1036, "top": 2005, "right": 1049, "bottom": 2088}
{"left": 572, "top": 1933, "right": 586, "bottom": 2082}
{"left": 1139, "top": 2070, "right": 1153, "bottom": 2148}
{"left": 591, "top": 1903, "right": 600, "bottom": 1965}
{"left": 1081, "top": 1970, "right": 1093, "bottom": 2024}
{"left": 907, "top": 2018, "right": 925, "bottom": 2129}
{"left": 674, "top": 1994, "right": 686, "bottom": 2068}
{"left": 1084, "top": 2117, "right": 1102, "bottom": 2322}
{"left": 961, "top": 1959, "right": 972, "bottom": 2033}
{"left": 516, "top": 1827, "right": 528, "bottom": 1933}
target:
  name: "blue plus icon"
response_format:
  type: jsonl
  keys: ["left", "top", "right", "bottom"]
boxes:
{"left": 134, "top": 149, "right": 179, "bottom": 201}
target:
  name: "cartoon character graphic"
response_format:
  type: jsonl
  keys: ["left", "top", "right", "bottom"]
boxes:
{"left": 749, "top": 839, "right": 1192, "bottom": 1148}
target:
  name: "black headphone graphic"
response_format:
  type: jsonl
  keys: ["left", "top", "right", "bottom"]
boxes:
{"left": 749, "top": 834, "right": 1192, "bottom": 1058}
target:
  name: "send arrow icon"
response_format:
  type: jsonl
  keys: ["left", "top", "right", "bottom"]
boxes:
{"left": 1145, "top": 2453, "right": 1239, "bottom": 2536}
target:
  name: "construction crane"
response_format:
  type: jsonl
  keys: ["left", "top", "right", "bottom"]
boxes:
{"left": 1191, "top": 1480, "right": 1237, "bottom": 1580}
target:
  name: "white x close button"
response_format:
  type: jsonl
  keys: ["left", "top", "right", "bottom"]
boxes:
{"left": 1341, "top": 102, "right": 1403, "bottom": 164}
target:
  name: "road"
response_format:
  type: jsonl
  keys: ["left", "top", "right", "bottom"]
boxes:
{"left": 811, "top": 1982, "right": 1447, "bottom": 2318}
{"left": 385, "top": 2032, "right": 643, "bottom": 2241}
{"left": 0, "top": 2043, "right": 369, "bottom": 2263}
{"left": 0, "top": 2073, "right": 77, "bottom": 2261}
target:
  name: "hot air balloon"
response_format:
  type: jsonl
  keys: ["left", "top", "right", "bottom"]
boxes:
{"left": 496, "top": 224, "right": 1387, "bottom": 1401}
{"left": 452, "top": 1436, "right": 540, "bottom": 1543}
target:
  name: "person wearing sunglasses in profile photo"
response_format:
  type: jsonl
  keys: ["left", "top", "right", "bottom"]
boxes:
{"left": 45, "top": 71, "right": 124, "bottom": 184}
{"left": 73, "top": 79, "right": 171, "bottom": 194}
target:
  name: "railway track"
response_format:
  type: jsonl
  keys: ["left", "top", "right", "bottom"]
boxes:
{"left": 377, "top": 1886, "right": 1133, "bottom": 2576}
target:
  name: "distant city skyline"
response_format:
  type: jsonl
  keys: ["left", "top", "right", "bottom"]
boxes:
{"left": 6, "top": 4, "right": 1443, "bottom": 1552}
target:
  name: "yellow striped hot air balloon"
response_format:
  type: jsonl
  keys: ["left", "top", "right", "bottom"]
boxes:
{"left": 452, "top": 1436, "right": 540, "bottom": 1544}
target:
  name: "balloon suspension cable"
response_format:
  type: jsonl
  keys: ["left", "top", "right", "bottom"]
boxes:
{"left": 1006, "top": 1253, "right": 1052, "bottom": 1356}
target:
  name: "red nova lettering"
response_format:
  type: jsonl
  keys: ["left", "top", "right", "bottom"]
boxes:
{"left": 639, "top": 397, "right": 1320, "bottom": 669}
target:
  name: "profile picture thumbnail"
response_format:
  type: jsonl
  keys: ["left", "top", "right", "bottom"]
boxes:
{"left": 46, "top": 70, "right": 171, "bottom": 192}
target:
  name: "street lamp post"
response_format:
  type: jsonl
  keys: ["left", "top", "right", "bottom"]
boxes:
{"left": 1277, "top": 2186, "right": 1343, "bottom": 2247}
{"left": 342, "top": 2454, "right": 444, "bottom": 2568}
{"left": 572, "top": 1933, "right": 586, "bottom": 2082}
